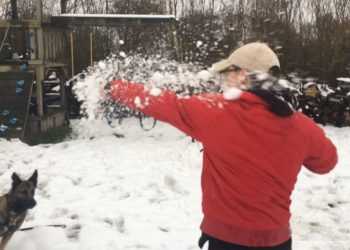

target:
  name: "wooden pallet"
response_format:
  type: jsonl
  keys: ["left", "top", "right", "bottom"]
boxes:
{"left": 0, "top": 71, "right": 34, "bottom": 139}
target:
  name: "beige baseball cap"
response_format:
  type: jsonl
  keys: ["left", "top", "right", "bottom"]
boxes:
{"left": 211, "top": 42, "right": 280, "bottom": 74}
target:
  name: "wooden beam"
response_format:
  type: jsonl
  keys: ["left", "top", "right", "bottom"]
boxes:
{"left": 36, "top": 0, "right": 45, "bottom": 117}
{"left": 35, "top": 66, "right": 44, "bottom": 116}
{"left": 50, "top": 14, "right": 176, "bottom": 27}
{"left": 70, "top": 32, "right": 74, "bottom": 76}
{"left": 0, "top": 20, "right": 40, "bottom": 28}
{"left": 29, "top": 28, "right": 36, "bottom": 59}
{"left": 89, "top": 32, "right": 93, "bottom": 66}
{"left": 28, "top": 59, "right": 67, "bottom": 67}
{"left": 36, "top": 0, "right": 43, "bottom": 22}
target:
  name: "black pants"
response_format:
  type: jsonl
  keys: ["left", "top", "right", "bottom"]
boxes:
{"left": 198, "top": 233, "right": 292, "bottom": 250}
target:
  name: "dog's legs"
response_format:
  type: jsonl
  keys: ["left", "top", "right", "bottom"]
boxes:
{"left": 0, "top": 232, "right": 14, "bottom": 250}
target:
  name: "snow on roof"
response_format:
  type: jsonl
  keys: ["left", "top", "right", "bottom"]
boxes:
{"left": 337, "top": 77, "right": 350, "bottom": 83}
{"left": 58, "top": 13, "right": 176, "bottom": 20}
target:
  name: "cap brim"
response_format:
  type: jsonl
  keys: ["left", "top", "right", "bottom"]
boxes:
{"left": 210, "top": 59, "right": 233, "bottom": 73}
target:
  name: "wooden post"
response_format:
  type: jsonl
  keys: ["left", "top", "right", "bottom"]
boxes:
{"left": 36, "top": 0, "right": 43, "bottom": 22}
{"left": 29, "top": 28, "right": 36, "bottom": 59}
{"left": 70, "top": 32, "right": 75, "bottom": 76}
{"left": 172, "top": 20, "right": 182, "bottom": 62}
{"left": 36, "top": 0, "right": 44, "bottom": 116}
{"left": 90, "top": 32, "right": 93, "bottom": 66}
{"left": 60, "top": 70, "right": 67, "bottom": 111}
{"left": 35, "top": 66, "right": 44, "bottom": 116}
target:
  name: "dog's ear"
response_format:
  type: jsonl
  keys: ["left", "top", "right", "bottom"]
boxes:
{"left": 12, "top": 172, "right": 22, "bottom": 189}
{"left": 28, "top": 170, "right": 38, "bottom": 187}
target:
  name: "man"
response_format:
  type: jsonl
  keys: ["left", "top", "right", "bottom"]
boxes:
{"left": 108, "top": 42, "right": 338, "bottom": 250}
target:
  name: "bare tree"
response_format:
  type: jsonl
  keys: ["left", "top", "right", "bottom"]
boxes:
{"left": 10, "top": 0, "right": 18, "bottom": 18}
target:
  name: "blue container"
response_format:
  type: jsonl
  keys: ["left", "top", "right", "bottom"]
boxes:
{"left": 2, "top": 109, "right": 10, "bottom": 116}
{"left": 16, "top": 87, "right": 23, "bottom": 94}
{"left": 19, "top": 64, "right": 27, "bottom": 71}
{"left": 9, "top": 118, "right": 17, "bottom": 125}
{"left": 17, "top": 80, "right": 25, "bottom": 86}
{"left": 0, "top": 125, "right": 8, "bottom": 133}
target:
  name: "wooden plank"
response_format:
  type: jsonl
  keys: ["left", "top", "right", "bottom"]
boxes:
{"left": 0, "top": 20, "right": 40, "bottom": 28}
{"left": 36, "top": 0, "right": 43, "bottom": 23}
{"left": 0, "top": 72, "right": 34, "bottom": 139}
{"left": 29, "top": 28, "right": 36, "bottom": 59}
{"left": 0, "top": 95, "right": 32, "bottom": 104}
{"left": 50, "top": 14, "right": 176, "bottom": 28}
{"left": 0, "top": 72, "right": 34, "bottom": 80}
{"left": 27, "top": 110, "right": 66, "bottom": 135}
{"left": 0, "top": 87, "right": 26, "bottom": 95}
{"left": 0, "top": 117, "right": 25, "bottom": 124}
{"left": 45, "top": 32, "right": 49, "bottom": 60}
{"left": 35, "top": 66, "right": 44, "bottom": 116}
{"left": 48, "top": 32, "right": 52, "bottom": 59}
{"left": 54, "top": 32, "right": 58, "bottom": 59}
{"left": 37, "top": 28, "right": 45, "bottom": 60}
{"left": 27, "top": 59, "right": 67, "bottom": 67}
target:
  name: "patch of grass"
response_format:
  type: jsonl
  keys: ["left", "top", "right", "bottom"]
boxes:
{"left": 26, "top": 125, "right": 73, "bottom": 145}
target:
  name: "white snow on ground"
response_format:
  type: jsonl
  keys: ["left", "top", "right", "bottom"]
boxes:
{"left": 0, "top": 119, "right": 349, "bottom": 250}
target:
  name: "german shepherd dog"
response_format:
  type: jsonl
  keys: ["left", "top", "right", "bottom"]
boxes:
{"left": 0, "top": 170, "right": 38, "bottom": 250}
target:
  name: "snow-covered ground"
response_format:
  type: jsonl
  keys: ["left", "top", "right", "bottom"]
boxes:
{"left": 0, "top": 119, "right": 349, "bottom": 250}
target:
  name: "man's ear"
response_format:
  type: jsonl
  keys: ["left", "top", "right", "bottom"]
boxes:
{"left": 29, "top": 170, "right": 38, "bottom": 187}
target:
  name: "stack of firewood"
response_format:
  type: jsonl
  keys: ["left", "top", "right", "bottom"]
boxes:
{"left": 296, "top": 82, "right": 350, "bottom": 127}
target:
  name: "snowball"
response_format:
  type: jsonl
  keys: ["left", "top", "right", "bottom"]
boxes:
{"left": 119, "top": 51, "right": 126, "bottom": 58}
{"left": 98, "top": 61, "right": 106, "bottom": 69}
{"left": 145, "top": 97, "right": 150, "bottom": 105}
{"left": 278, "top": 79, "right": 290, "bottom": 88}
{"left": 197, "top": 70, "right": 213, "bottom": 81}
{"left": 196, "top": 41, "right": 203, "bottom": 48}
{"left": 150, "top": 72, "right": 165, "bottom": 84}
{"left": 134, "top": 96, "right": 142, "bottom": 107}
{"left": 223, "top": 88, "right": 242, "bottom": 100}
{"left": 256, "top": 73, "right": 269, "bottom": 81}
{"left": 119, "top": 40, "right": 125, "bottom": 45}
{"left": 150, "top": 87, "right": 162, "bottom": 96}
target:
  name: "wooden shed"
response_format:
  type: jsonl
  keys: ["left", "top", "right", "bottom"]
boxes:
{"left": 0, "top": 0, "right": 178, "bottom": 141}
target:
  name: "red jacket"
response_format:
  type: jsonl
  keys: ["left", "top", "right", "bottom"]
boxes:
{"left": 110, "top": 80, "right": 338, "bottom": 247}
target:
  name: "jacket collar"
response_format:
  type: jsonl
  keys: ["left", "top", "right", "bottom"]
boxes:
{"left": 240, "top": 91, "right": 269, "bottom": 107}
